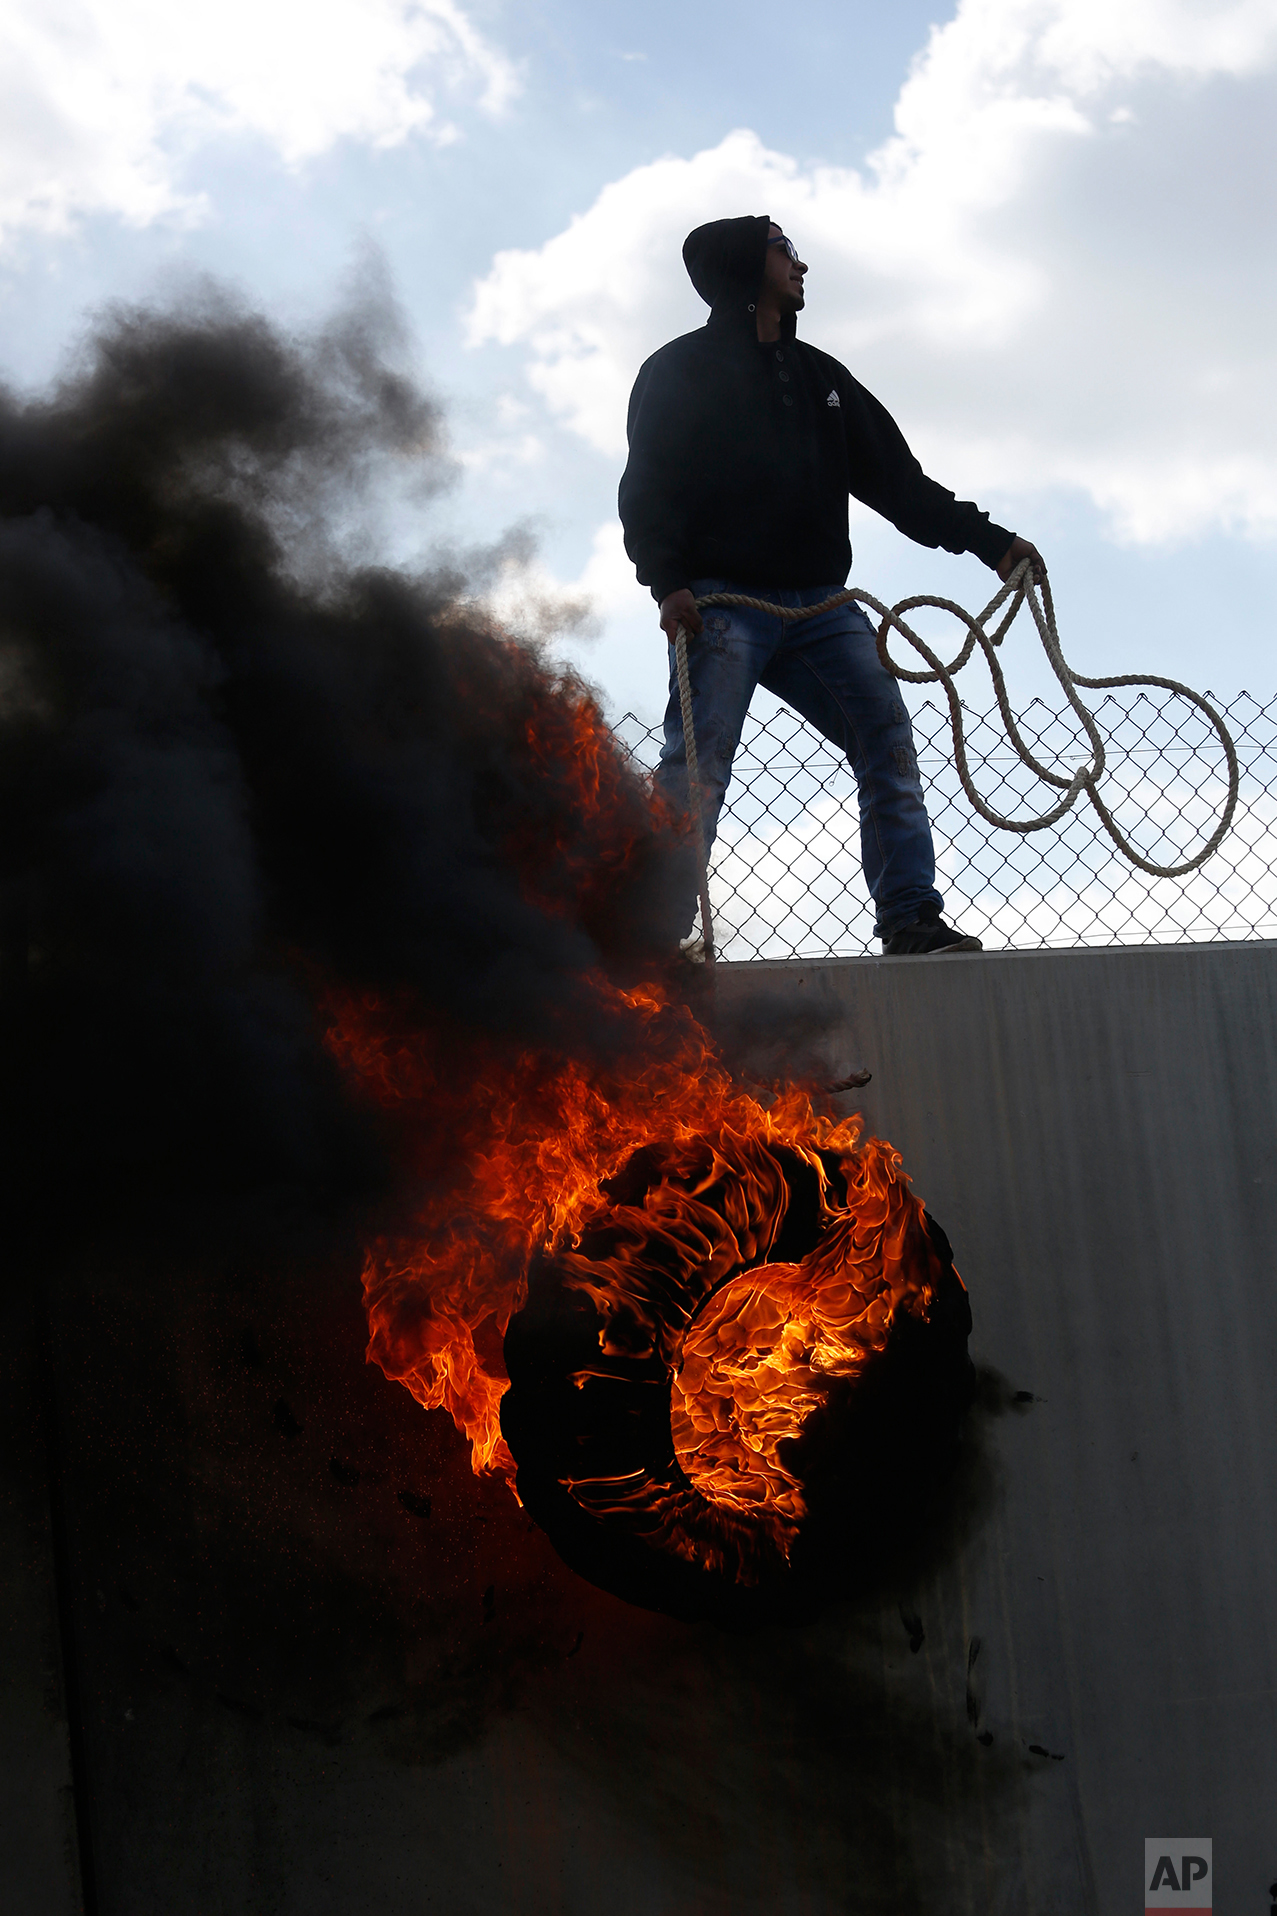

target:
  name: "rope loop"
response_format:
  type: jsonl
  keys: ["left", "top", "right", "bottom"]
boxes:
{"left": 683, "top": 563, "right": 1239, "bottom": 882}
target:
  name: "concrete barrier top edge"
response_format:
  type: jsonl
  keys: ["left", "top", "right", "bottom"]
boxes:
{"left": 715, "top": 939, "right": 1277, "bottom": 974}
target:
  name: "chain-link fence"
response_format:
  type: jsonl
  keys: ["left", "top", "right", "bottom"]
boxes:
{"left": 613, "top": 690, "right": 1277, "bottom": 961}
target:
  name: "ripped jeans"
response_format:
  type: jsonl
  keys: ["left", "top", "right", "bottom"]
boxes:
{"left": 656, "top": 579, "right": 944, "bottom": 941}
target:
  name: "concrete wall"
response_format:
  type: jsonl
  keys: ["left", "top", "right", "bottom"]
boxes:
{"left": 717, "top": 942, "right": 1277, "bottom": 1914}
{"left": 0, "top": 1305, "right": 85, "bottom": 1916}
{"left": 7, "top": 941, "right": 1277, "bottom": 1916}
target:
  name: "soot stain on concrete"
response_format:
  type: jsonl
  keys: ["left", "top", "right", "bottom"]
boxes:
{"left": 44, "top": 1246, "right": 1040, "bottom": 1915}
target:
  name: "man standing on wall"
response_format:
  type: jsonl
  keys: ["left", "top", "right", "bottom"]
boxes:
{"left": 618, "top": 214, "right": 1044, "bottom": 956}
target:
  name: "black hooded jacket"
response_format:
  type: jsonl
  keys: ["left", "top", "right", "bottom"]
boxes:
{"left": 618, "top": 214, "right": 1013, "bottom": 603}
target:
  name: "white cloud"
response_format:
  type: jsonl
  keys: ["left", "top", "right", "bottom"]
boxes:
{"left": 478, "top": 518, "right": 652, "bottom": 643}
{"left": 571, "top": 518, "right": 652, "bottom": 621}
{"left": 467, "top": 0, "right": 1277, "bottom": 546}
{"left": 471, "top": 518, "right": 664, "bottom": 722}
{"left": 0, "top": 0, "right": 517, "bottom": 240}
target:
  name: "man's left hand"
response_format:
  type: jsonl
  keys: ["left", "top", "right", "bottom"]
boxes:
{"left": 997, "top": 535, "right": 1046, "bottom": 583}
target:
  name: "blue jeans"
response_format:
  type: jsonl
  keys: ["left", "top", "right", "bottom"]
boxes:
{"left": 656, "top": 579, "right": 944, "bottom": 940}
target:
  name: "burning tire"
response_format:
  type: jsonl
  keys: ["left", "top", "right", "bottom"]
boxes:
{"left": 501, "top": 1131, "right": 974, "bottom": 1621}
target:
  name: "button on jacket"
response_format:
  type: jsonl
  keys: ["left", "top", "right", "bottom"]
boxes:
{"left": 618, "top": 214, "right": 1013, "bottom": 605}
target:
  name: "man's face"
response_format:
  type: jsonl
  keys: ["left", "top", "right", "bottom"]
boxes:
{"left": 763, "top": 223, "right": 807, "bottom": 311}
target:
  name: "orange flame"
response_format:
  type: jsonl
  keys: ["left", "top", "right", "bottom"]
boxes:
{"left": 670, "top": 1145, "right": 933, "bottom": 1547}
{"left": 325, "top": 975, "right": 947, "bottom": 1568}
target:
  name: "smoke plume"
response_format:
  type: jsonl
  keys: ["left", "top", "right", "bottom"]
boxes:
{"left": 0, "top": 284, "right": 684, "bottom": 1267}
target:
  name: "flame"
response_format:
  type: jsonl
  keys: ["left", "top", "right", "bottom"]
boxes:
{"left": 670, "top": 1151, "right": 932, "bottom": 1544}
{"left": 325, "top": 974, "right": 950, "bottom": 1574}
{"left": 311, "top": 636, "right": 958, "bottom": 1589}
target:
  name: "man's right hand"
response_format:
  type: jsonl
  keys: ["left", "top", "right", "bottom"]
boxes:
{"left": 659, "top": 587, "right": 702, "bottom": 644}
{"left": 997, "top": 535, "right": 1046, "bottom": 584}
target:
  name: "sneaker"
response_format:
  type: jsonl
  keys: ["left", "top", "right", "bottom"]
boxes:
{"left": 881, "top": 917, "right": 983, "bottom": 956}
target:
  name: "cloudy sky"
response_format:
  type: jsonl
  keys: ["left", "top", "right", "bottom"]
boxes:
{"left": 3, "top": 0, "right": 1275, "bottom": 722}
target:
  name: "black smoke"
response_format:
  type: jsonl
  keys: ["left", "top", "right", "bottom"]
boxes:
{"left": 0, "top": 298, "right": 1005, "bottom": 1912}
{"left": 0, "top": 285, "right": 683, "bottom": 1266}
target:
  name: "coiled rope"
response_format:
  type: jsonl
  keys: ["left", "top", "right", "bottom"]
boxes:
{"left": 673, "top": 558, "right": 1239, "bottom": 963}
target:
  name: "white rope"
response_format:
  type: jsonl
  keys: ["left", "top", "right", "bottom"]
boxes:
{"left": 674, "top": 622, "right": 716, "bottom": 960}
{"left": 673, "top": 562, "right": 1238, "bottom": 938}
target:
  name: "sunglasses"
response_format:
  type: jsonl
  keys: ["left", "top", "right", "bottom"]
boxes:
{"left": 768, "top": 235, "right": 801, "bottom": 263}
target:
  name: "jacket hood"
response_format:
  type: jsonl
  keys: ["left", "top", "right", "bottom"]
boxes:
{"left": 683, "top": 215, "right": 771, "bottom": 312}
